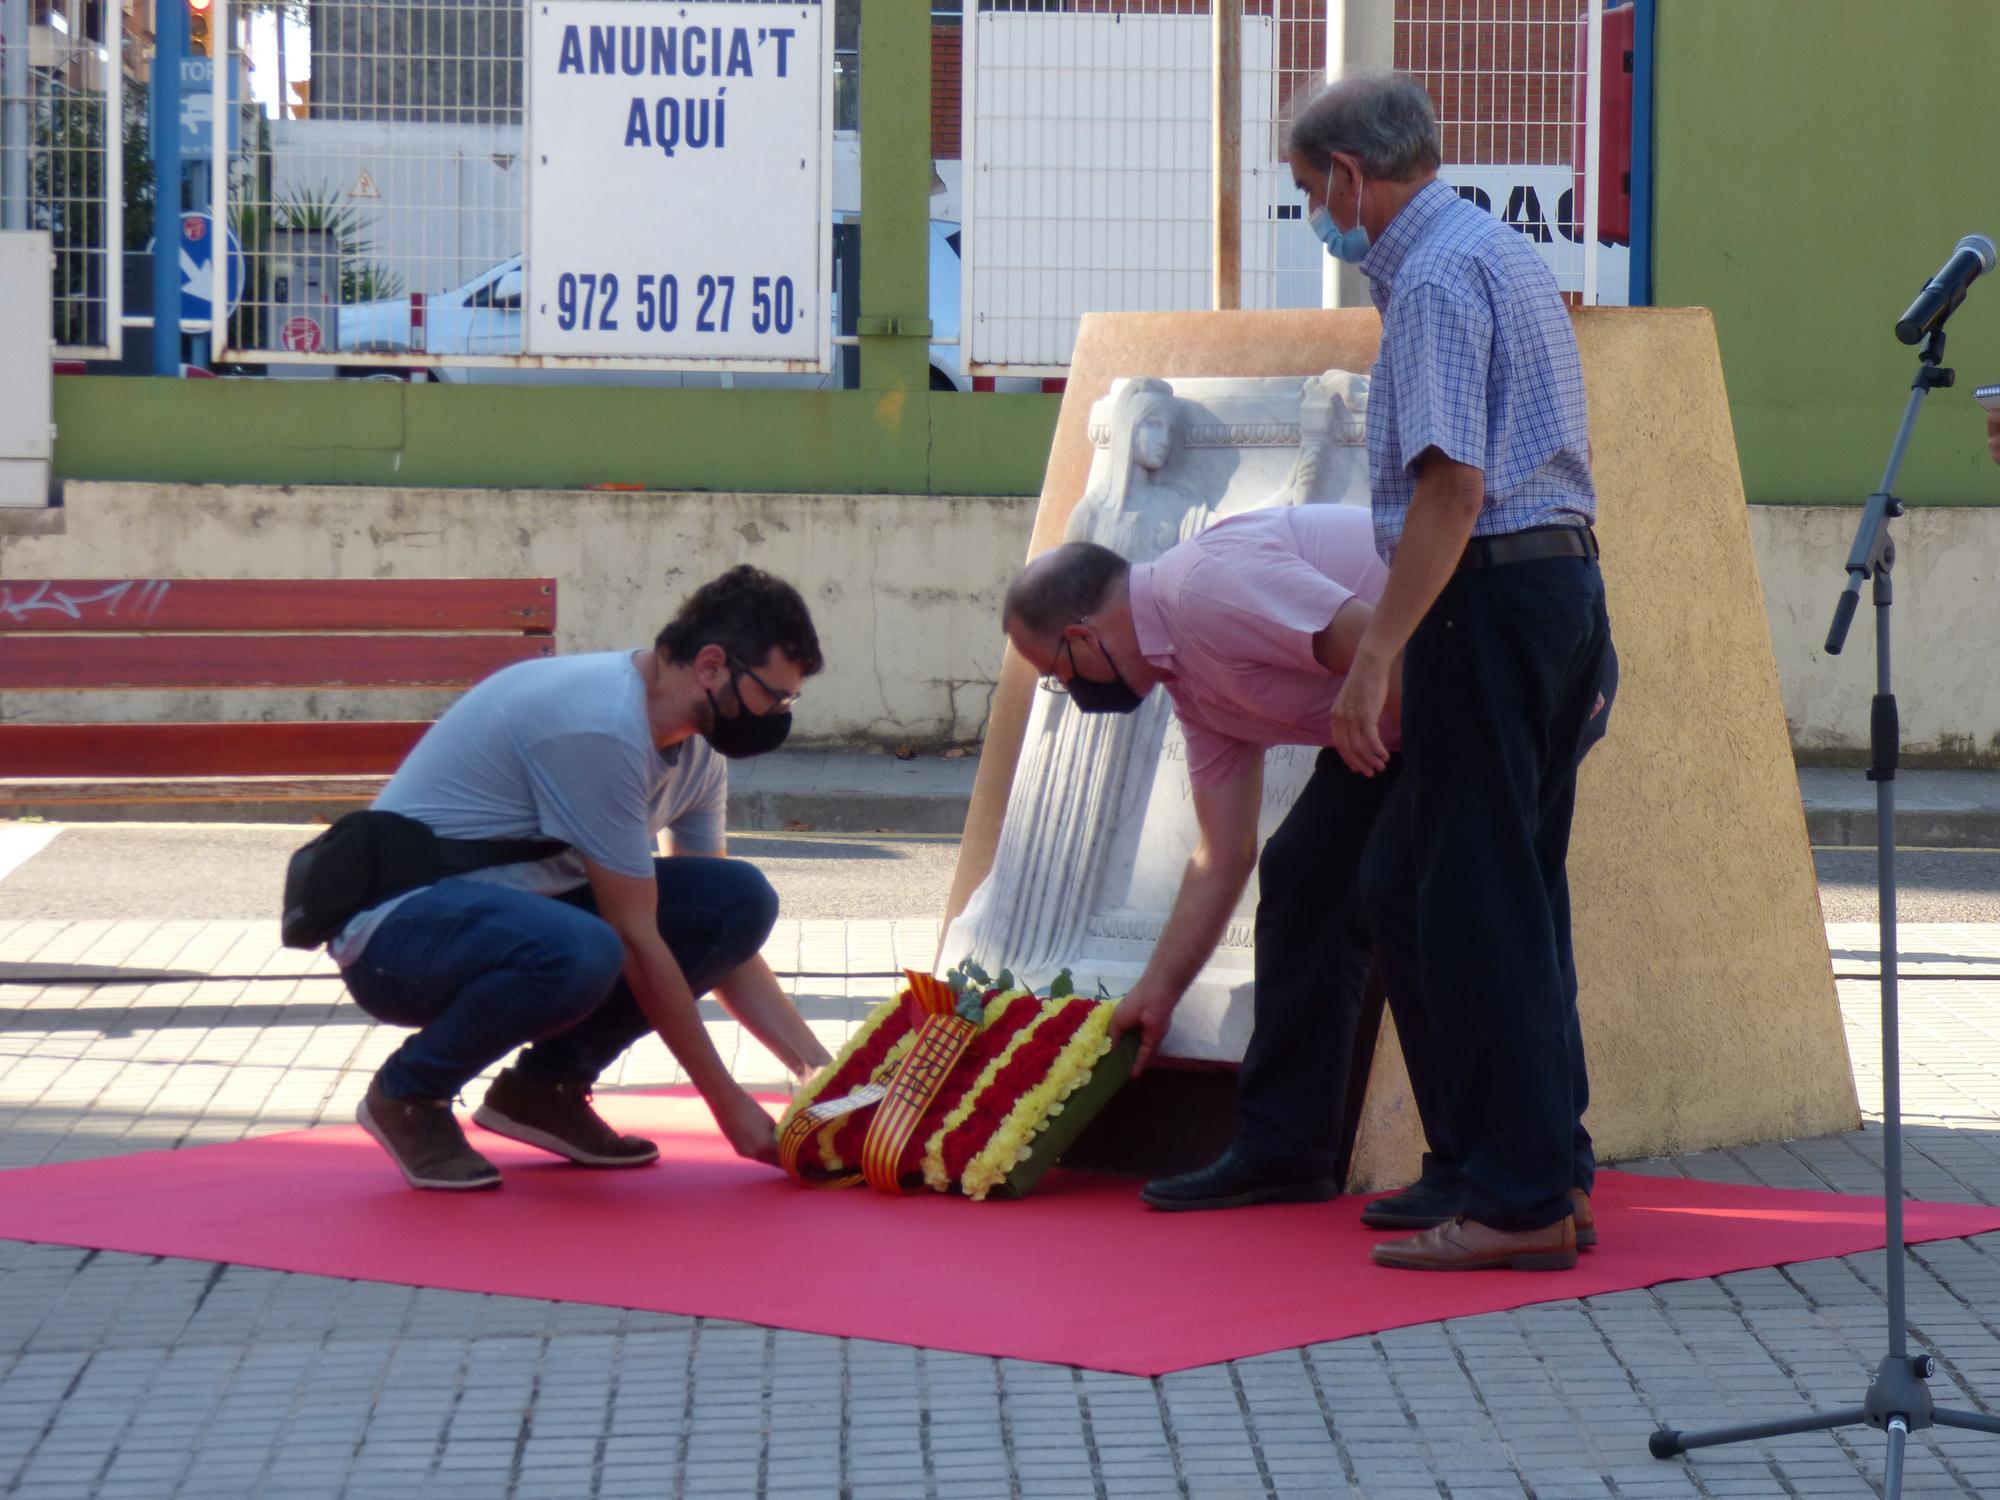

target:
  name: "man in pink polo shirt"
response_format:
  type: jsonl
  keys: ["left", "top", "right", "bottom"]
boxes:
{"left": 1002, "top": 502, "right": 1401, "bottom": 1210}
{"left": 1008, "top": 500, "right": 1616, "bottom": 1240}
{"left": 1002, "top": 500, "right": 1614, "bottom": 1231}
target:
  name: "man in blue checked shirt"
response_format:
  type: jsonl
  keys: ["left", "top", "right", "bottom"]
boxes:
{"left": 1286, "top": 73, "right": 1613, "bottom": 1272}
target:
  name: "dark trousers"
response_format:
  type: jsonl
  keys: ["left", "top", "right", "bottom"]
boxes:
{"left": 1233, "top": 750, "right": 1402, "bottom": 1179}
{"left": 1390, "top": 555, "right": 1610, "bottom": 1231}
{"left": 1360, "top": 772, "right": 1596, "bottom": 1200}
{"left": 342, "top": 856, "right": 779, "bottom": 1100}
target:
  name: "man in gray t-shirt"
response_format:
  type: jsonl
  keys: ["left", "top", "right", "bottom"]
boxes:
{"left": 341, "top": 566, "right": 833, "bottom": 1191}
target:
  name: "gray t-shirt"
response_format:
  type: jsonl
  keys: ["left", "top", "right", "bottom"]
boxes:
{"left": 327, "top": 649, "right": 727, "bottom": 965}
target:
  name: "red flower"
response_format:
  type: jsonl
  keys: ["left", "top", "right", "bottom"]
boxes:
{"left": 895, "top": 997, "right": 1042, "bottom": 1176}
{"left": 812, "top": 1009, "right": 926, "bottom": 1167}
{"left": 811, "top": 1000, "right": 918, "bottom": 1104}
{"left": 939, "top": 1001, "right": 1095, "bottom": 1181}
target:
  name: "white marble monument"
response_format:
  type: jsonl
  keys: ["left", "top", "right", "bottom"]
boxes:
{"left": 941, "top": 369, "right": 1372, "bottom": 1063}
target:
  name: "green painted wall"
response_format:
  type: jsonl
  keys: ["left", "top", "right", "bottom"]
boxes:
{"left": 857, "top": 1, "right": 934, "bottom": 394}
{"left": 1654, "top": 0, "right": 2000, "bottom": 506}
{"left": 55, "top": 378, "right": 1061, "bottom": 496}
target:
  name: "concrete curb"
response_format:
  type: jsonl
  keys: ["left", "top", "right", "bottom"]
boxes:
{"left": 727, "top": 786, "right": 974, "bottom": 836}
{"left": 1796, "top": 768, "right": 2000, "bottom": 850}
{"left": 12, "top": 761, "right": 2000, "bottom": 848}
{"left": 1804, "top": 806, "right": 2000, "bottom": 849}
{"left": 0, "top": 786, "right": 985, "bottom": 835}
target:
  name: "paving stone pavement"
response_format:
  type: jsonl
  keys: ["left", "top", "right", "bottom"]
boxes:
{"left": 5, "top": 918, "right": 2000, "bottom": 1498}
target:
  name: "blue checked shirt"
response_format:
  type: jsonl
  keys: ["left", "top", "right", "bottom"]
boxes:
{"left": 1360, "top": 179, "right": 1596, "bottom": 560}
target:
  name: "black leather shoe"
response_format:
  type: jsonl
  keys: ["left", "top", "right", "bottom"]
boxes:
{"left": 1139, "top": 1149, "right": 1339, "bottom": 1212}
{"left": 1360, "top": 1169, "right": 1466, "bottom": 1230}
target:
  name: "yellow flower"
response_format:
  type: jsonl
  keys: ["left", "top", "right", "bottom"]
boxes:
{"left": 960, "top": 1002, "right": 1116, "bottom": 1201}
{"left": 916, "top": 990, "right": 1045, "bottom": 1191}
{"left": 811, "top": 1027, "right": 923, "bottom": 1172}
{"left": 777, "top": 989, "right": 912, "bottom": 1135}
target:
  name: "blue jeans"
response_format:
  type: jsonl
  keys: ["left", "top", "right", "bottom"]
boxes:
{"left": 1393, "top": 555, "right": 1610, "bottom": 1232}
{"left": 341, "top": 856, "right": 779, "bottom": 1101}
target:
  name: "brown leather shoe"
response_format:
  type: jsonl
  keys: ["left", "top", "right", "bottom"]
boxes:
{"left": 1370, "top": 1214, "right": 1578, "bottom": 1272}
{"left": 473, "top": 1068, "right": 660, "bottom": 1167}
{"left": 1570, "top": 1188, "right": 1596, "bottom": 1250}
{"left": 357, "top": 1075, "right": 501, "bottom": 1192}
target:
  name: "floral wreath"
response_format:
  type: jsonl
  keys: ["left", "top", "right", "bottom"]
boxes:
{"left": 776, "top": 961, "right": 1135, "bottom": 1201}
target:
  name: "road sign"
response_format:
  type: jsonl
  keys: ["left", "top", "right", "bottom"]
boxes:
{"left": 280, "top": 315, "right": 324, "bottom": 353}
{"left": 146, "top": 212, "right": 244, "bottom": 322}
{"left": 179, "top": 56, "right": 240, "bottom": 160}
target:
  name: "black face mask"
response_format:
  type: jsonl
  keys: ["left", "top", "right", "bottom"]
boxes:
{"left": 1059, "top": 635, "right": 1147, "bottom": 716}
{"left": 702, "top": 681, "right": 793, "bottom": 759}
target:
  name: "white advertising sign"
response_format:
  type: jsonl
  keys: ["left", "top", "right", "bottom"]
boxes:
{"left": 526, "top": 1, "right": 827, "bottom": 365}
{"left": 1439, "top": 163, "right": 1631, "bottom": 306}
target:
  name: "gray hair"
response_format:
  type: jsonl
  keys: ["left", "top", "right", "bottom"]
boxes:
{"left": 1286, "top": 72, "right": 1442, "bottom": 181}
{"left": 1003, "top": 542, "right": 1130, "bottom": 640}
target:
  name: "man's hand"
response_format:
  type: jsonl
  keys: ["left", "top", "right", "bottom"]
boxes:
{"left": 1112, "top": 979, "right": 1180, "bottom": 1076}
{"left": 1331, "top": 449, "right": 1483, "bottom": 772}
{"left": 1108, "top": 764, "right": 1260, "bottom": 1075}
{"left": 1986, "top": 405, "right": 2000, "bottom": 466}
{"left": 1330, "top": 647, "right": 1395, "bottom": 775}
{"left": 714, "top": 1086, "right": 781, "bottom": 1165}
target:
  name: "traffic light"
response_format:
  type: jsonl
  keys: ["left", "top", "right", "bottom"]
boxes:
{"left": 187, "top": 0, "right": 211, "bottom": 56}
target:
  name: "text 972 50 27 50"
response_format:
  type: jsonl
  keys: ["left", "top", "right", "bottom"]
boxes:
{"left": 550, "top": 273, "right": 799, "bottom": 337}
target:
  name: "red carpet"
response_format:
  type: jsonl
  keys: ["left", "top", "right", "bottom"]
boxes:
{"left": 4, "top": 1091, "right": 1998, "bottom": 1376}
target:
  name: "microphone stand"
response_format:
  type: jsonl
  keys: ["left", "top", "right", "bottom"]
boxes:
{"left": 1648, "top": 326, "right": 2000, "bottom": 1494}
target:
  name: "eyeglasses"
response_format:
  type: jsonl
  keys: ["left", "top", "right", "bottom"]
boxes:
{"left": 1037, "top": 635, "right": 1078, "bottom": 695}
{"left": 728, "top": 654, "right": 801, "bottom": 713}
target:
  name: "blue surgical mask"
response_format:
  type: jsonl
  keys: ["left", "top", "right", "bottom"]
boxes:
{"left": 1309, "top": 193, "right": 1370, "bottom": 265}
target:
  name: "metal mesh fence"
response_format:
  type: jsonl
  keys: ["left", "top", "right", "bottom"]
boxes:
{"left": 962, "top": 0, "right": 1334, "bottom": 376}
{"left": 958, "top": 0, "right": 1606, "bottom": 374}
{"left": 213, "top": 0, "right": 833, "bottom": 377}
{"left": 46, "top": 1, "right": 1609, "bottom": 377}
{"left": 1397, "top": 0, "right": 1605, "bottom": 300}
{"left": 1263, "top": 0, "right": 1332, "bottom": 316}
{"left": 214, "top": 0, "right": 528, "bottom": 368}
{"left": 2, "top": 0, "right": 122, "bottom": 357}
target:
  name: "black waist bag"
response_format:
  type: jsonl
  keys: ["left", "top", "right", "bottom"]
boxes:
{"left": 281, "top": 810, "right": 569, "bottom": 950}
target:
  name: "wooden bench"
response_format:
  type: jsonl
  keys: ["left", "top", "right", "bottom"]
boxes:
{"left": 0, "top": 578, "right": 555, "bottom": 813}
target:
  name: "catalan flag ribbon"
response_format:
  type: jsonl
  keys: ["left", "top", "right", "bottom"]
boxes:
{"left": 902, "top": 969, "right": 961, "bottom": 1018}
{"left": 779, "top": 970, "right": 980, "bottom": 1191}
{"left": 860, "top": 1013, "right": 978, "bottom": 1194}
{"left": 777, "top": 1079, "right": 886, "bottom": 1183}
{"left": 776, "top": 968, "right": 1125, "bottom": 1199}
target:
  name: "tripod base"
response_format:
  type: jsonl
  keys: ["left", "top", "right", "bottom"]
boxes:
{"left": 1652, "top": 1356, "right": 2000, "bottom": 1493}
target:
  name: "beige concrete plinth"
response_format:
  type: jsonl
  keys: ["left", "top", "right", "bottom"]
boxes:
{"left": 944, "top": 306, "right": 1861, "bottom": 1189}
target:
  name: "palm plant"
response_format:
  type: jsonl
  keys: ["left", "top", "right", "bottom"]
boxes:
{"left": 268, "top": 184, "right": 405, "bottom": 303}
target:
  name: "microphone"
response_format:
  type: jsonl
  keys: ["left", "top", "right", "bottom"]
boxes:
{"left": 1895, "top": 234, "right": 1996, "bottom": 345}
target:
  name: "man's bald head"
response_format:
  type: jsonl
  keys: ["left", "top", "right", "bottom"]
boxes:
{"left": 1002, "top": 542, "right": 1131, "bottom": 646}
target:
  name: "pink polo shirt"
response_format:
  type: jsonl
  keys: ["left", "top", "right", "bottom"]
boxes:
{"left": 1128, "top": 504, "right": 1391, "bottom": 792}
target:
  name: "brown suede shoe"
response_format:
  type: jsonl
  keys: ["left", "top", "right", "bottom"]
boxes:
{"left": 1370, "top": 1214, "right": 1578, "bottom": 1272}
{"left": 1570, "top": 1188, "right": 1597, "bottom": 1250}
{"left": 357, "top": 1075, "right": 501, "bottom": 1191}
{"left": 472, "top": 1068, "right": 660, "bottom": 1167}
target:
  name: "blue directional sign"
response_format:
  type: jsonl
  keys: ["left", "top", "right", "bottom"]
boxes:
{"left": 179, "top": 57, "right": 241, "bottom": 160}
{"left": 147, "top": 213, "right": 245, "bottom": 322}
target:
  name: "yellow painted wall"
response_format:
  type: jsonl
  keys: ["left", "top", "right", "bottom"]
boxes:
{"left": 947, "top": 307, "right": 1859, "bottom": 1186}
